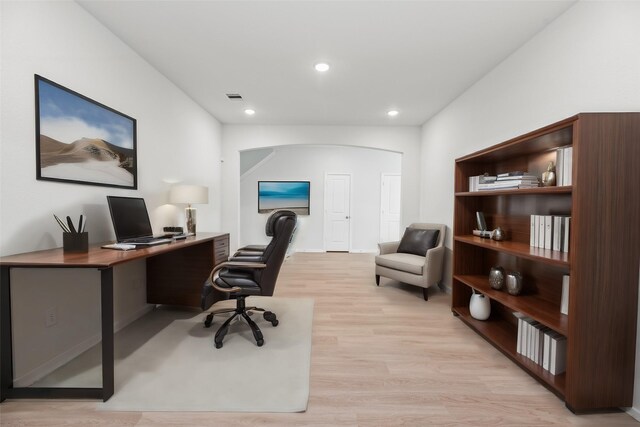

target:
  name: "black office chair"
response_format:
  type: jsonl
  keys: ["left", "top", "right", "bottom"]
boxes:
{"left": 200, "top": 210, "right": 297, "bottom": 348}
{"left": 232, "top": 209, "right": 287, "bottom": 258}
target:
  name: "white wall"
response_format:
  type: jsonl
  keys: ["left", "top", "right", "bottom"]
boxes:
{"left": 240, "top": 145, "right": 401, "bottom": 252}
{"left": 1, "top": 1, "right": 222, "bottom": 383}
{"left": 419, "top": 1, "right": 640, "bottom": 416}
{"left": 223, "top": 125, "right": 420, "bottom": 252}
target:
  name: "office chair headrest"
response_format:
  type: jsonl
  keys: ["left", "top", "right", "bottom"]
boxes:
{"left": 265, "top": 210, "right": 297, "bottom": 236}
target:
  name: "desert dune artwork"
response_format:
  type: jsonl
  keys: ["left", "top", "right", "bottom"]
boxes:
{"left": 36, "top": 76, "right": 136, "bottom": 188}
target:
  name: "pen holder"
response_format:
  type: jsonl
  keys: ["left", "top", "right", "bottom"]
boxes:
{"left": 63, "top": 232, "right": 88, "bottom": 253}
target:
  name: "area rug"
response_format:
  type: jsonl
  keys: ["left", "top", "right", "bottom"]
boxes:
{"left": 96, "top": 297, "right": 314, "bottom": 412}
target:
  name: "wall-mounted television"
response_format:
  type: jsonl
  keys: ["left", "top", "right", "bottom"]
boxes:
{"left": 258, "top": 181, "right": 310, "bottom": 215}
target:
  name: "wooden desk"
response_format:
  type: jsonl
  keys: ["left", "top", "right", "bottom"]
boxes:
{"left": 0, "top": 232, "right": 229, "bottom": 402}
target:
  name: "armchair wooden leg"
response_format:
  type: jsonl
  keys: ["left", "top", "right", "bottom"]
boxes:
{"left": 375, "top": 275, "right": 380, "bottom": 286}
{"left": 422, "top": 288, "right": 429, "bottom": 301}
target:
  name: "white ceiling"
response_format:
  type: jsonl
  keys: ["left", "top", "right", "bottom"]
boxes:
{"left": 78, "top": 1, "right": 575, "bottom": 126}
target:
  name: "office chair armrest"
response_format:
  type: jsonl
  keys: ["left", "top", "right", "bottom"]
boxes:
{"left": 229, "top": 255, "right": 263, "bottom": 262}
{"left": 208, "top": 261, "right": 267, "bottom": 293}
{"left": 235, "top": 250, "right": 263, "bottom": 255}
{"left": 236, "top": 248, "right": 264, "bottom": 253}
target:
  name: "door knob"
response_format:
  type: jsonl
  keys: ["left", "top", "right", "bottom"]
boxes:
{"left": 345, "top": 216, "right": 350, "bottom": 219}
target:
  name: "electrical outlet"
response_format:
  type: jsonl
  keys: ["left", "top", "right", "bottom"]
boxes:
{"left": 45, "top": 306, "right": 57, "bottom": 327}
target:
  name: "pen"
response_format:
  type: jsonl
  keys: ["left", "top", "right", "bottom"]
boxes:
{"left": 66, "top": 216, "right": 77, "bottom": 233}
{"left": 78, "top": 215, "right": 84, "bottom": 233}
{"left": 54, "top": 214, "right": 71, "bottom": 233}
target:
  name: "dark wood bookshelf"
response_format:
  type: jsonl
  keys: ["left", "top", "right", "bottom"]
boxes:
{"left": 452, "top": 113, "right": 640, "bottom": 413}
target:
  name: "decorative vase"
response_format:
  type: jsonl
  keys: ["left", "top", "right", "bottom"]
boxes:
{"left": 506, "top": 272, "right": 523, "bottom": 295}
{"left": 489, "top": 266, "right": 505, "bottom": 290}
{"left": 491, "top": 227, "right": 505, "bottom": 241}
{"left": 541, "top": 161, "right": 556, "bottom": 187}
{"left": 469, "top": 292, "right": 491, "bottom": 320}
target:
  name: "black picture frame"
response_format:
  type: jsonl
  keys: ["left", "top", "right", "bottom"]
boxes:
{"left": 258, "top": 181, "right": 310, "bottom": 215}
{"left": 34, "top": 75, "right": 137, "bottom": 189}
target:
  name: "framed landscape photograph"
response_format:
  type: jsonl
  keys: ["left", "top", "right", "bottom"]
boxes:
{"left": 258, "top": 181, "right": 310, "bottom": 215}
{"left": 35, "top": 75, "right": 137, "bottom": 189}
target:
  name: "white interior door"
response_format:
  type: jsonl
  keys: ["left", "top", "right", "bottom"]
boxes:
{"left": 324, "top": 173, "right": 351, "bottom": 252}
{"left": 380, "top": 173, "right": 401, "bottom": 242}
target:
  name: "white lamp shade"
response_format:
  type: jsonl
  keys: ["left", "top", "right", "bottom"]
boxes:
{"left": 169, "top": 184, "right": 209, "bottom": 205}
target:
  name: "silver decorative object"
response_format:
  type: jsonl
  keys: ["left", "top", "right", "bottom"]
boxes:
{"left": 489, "top": 266, "right": 505, "bottom": 290}
{"left": 506, "top": 272, "right": 523, "bottom": 295}
{"left": 491, "top": 227, "right": 505, "bottom": 241}
{"left": 541, "top": 161, "right": 556, "bottom": 187}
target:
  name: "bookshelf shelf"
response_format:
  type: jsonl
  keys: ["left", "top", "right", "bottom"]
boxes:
{"left": 453, "top": 306, "right": 566, "bottom": 397}
{"left": 454, "top": 235, "right": 569, "bottom": 267}
{"left": 452, "top": 113, "right": 639, "bottom": 413}
{"left": 455, "top": 186, "right": 572, "bottom": 197}
{"left": 454, "top": 274, "right": 568, "bottom": 334}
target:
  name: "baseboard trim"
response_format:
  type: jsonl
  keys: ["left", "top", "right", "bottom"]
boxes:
{"left": 13, "top": 305, "right": 153, "bottom": 387}
{"left": 293, "top": 249, "right": 326, "bottom": 253}
{"left": 627, "top": 406, "right": 640, "bottom": 422}
{"left": 349, "top": 249, "right": 377, "bottom": 254}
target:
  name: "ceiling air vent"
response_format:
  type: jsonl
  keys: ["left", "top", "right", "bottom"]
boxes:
{"left": 226, "top": 93, "right": 242, "bottom": 100}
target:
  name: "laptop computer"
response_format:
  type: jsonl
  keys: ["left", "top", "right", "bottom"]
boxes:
{"left": 106, "top": 196, "right": 172, "bottom": 246}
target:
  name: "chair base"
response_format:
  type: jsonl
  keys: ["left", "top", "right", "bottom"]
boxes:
{"left": 203, "top": 295, "right": 278, "bottom": 349}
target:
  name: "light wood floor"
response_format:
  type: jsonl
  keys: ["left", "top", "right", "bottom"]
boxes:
{"left": 1, "top": 252, "right": 637, "bottom": 426}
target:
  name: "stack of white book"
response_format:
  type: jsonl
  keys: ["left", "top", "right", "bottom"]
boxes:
{"left": 513, "top": 312, "right": 567, "bottom": 375}
{"left": 476, "top": 171, "right": 539, "bottom": 191}
{"left": 530, "top": 215, "right": 570, "bottom": 252}
{"left": 468, "top": 174, "right": 499, "bottom": 192}
{"left": 555, "top": 146, "right": 573, "bottom": 186}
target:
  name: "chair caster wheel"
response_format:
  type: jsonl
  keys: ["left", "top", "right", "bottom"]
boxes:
{"left": 204, "top": 314, "right": 213, "bottom": 328}
{"left": 256, "top": 339, "right": 264, "bottom": 347}
{"left": 215, "top": 342, "right": 223, "bottom": 349}
{"left": 264, "top": 311, "right": 279, "bottom": 327}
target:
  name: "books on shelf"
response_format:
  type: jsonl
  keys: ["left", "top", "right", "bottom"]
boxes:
{"left": 561, "top": 275, "right": 570, "bottom": 315}
{"left": 556, "top": 146, "right": 573, "bottom": 186}
{"left": 530, "top": 214, "right": 570, "bottom": 252}
{"left": 514, "top": 312, "right": 566, "bottom": 375}
{"left": 468, "top": 171, "right": 539, "bottom": 192}
{"left": 544, "top": 215, "right": 553, "bottom": 250}
{"left": 468, "top": 175, "right": 479, "bottom": 192}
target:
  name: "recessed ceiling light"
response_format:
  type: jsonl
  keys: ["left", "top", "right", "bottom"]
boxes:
{"left": 244, "top": 109, "right": 255, "bottom": 116}
{"left": 387, "top": 110, "right": 399, "bottom": 117}
{"left": 314, "top": 62, "right": 330, "bottom": 72}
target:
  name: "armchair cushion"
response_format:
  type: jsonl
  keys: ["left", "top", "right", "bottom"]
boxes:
{"left": 375, "top": 253, "right": 425, "bottom": 275}
{"left": 397, "top": 228, "right": 440, "bottom": 256}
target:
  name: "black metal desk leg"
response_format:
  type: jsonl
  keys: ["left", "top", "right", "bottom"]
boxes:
{"left": 1, "top": 266, "right": 13, "bottom": 402}
{"left": 100, "top": 268, "right": 114, "bottom": 401}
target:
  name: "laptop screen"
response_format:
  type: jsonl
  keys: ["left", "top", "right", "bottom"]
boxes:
{"left": 107, "top": 196, "right": 153, "bottom": 241}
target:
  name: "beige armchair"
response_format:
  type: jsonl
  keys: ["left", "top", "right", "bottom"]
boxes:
{"left": 375, "top": 223, "right": 446, "bottom": 301}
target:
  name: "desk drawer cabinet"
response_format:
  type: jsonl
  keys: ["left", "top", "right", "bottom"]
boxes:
{"left": 147, "top": 233, "right": 230, "bottom": 308}
{"left": 213, "top": 234, "right": 229, "bottom": 265}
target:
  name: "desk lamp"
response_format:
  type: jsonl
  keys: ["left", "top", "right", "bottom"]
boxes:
{"left": 169, "top": 184, "right": 209, "bottom": 235}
